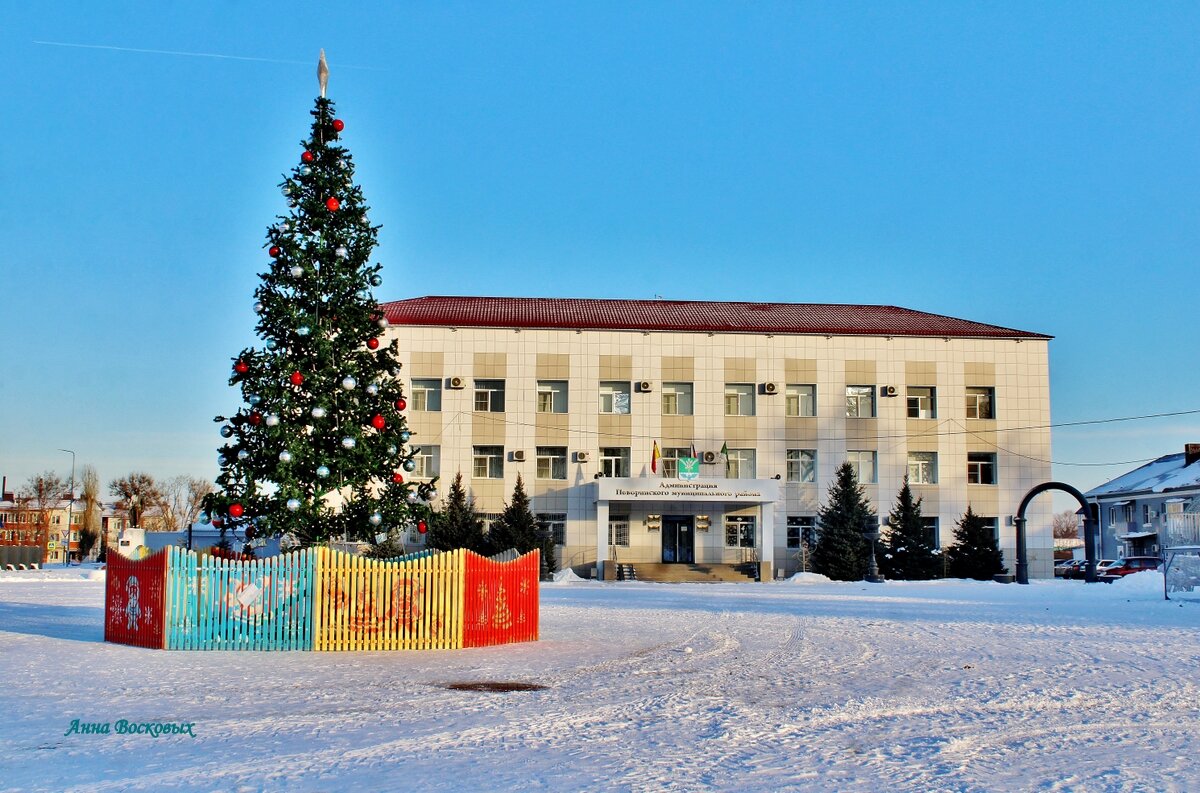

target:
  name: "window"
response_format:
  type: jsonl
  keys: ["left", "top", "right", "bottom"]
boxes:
{"left": 479, "top": 513, "right": 502, "bottom": 533}
{"left": 608, "top": 516, "right": 630, "bottom": 547}
{"left": 967, "top": 452, "right": 997, "bottom": 485}
{"left": 846, "top": 385, "right": 876, "bottom": 418}
{"left": 966, "top": 387, "right": 995, "bottom": 419}
{"left": 847, "top": 450, "right": 877, "bottom": 483}
{"left": 907, "top": 451, "right": 938, "bottom": 484}
{"left": 907, "top": 386, "right": 936, "bottom": 419}
{"left": 411, "top": 379, "right": 442, "bottom": 411}
{"left": 473, "top": 379, "right": 505, "bottom": 412}
{"left": 661, "top": 382, "right": 694, "bottom": 416}
{"left": 922, "top": 517, "right": 940, "bottom": 548}
{"left": 786, "top": 516, "right": 818, "bottom": 549}
{"left": 661, "top": 447, "right": 691, "bottom": 479}
{"left": 979, "top": 517, "right": 1000, "bottom": 541}
{"left": 472, "top": 446, "right": 504, "bottom": 478}
{"left": 786, "top": 449, "right": 817, "bottom": 483}
{"left": 725, "top": 449, "right": 756, "bottom": 479}
{"left": 536, "top": 446, "right": 567, "bottom": 480}
{"left": 600, "top": 447, "right": 631, "bottom": 478}
{"left": 599, "top": 382, "right": 631, "bottom": 415}
{"left": 724, "top": 384, "right": 756, "bottom": 416}
{"left": 1143, "top": 504, "right": 1152, "bottom": 525}
{"left": 725, "top": 515, "right": 756, "bottom": 548}
{"left": 414, "top": 446, "right": 440, "bottom": 478}
{"left": 786, "top": 384, "right": 816, "bottom": 417}
{"left": 536, "top": 381, "right": 568, "bottom": 414}
{"left": 538, "top": 513, "right": 566, "bottom": 545}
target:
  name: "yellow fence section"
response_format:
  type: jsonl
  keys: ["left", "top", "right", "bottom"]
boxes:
{"left": 312, "top": 547, "right": 466, "bottom": 651}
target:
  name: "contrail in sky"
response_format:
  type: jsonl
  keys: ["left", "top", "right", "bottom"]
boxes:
{"left": 33, "top": 40, "right": 384, "bottom": 70}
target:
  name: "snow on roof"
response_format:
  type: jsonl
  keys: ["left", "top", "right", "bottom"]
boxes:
{"left": 381, "top": 296, "right": 1051, "bottom": 339}
{"left": 1085, "top": 453, "right": 1200, "bottom": 498}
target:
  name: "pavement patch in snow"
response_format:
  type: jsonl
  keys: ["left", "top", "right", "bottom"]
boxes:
{"left": 443, "top": 681, "right": 550, "bottom": 693}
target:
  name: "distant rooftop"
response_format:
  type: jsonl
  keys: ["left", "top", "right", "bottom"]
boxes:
{"left": 1085, "top": 449, "right": 1200, "bottom": 499}
{"left": 381, "top": 296, "right": 1050, "bottom": 339}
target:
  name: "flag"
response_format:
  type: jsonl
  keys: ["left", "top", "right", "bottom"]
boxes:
{"left": 720, "top": 441, "right": 729, "bottom": 457}
{"left": 690, "top": 441, "right": 697, "bottom": 458}
{"left": 651, "top": 441, "right": 661, "bottom": 473}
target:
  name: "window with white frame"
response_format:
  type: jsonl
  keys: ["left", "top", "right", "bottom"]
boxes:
{"left": 907, "top": 451, "right": 938, "bottom": 484}
{"left": 661, "top": 382, "right": 694, "bottom": 416}
{"left": 785, "top": 384, "right": 816, "bottom": 417}
{"left": 608, "top": 515, "right": 630, "bottom": 547}
{"left": 479, "top": 513, "right": 502, "bottom": 533}
{"left": 965, "top": 387, "right": 995, "bottom": 419}
{"left": 414, "top": 445, "right": 440, "bottom": 478}
{"left": 725, "top": 515, "right": 756, "bottom": 548}
{"left": 847, "top": 450, "right": 878, "bottom": 483}
{"left": 967, "top": 452, "right": 997, "bottom": 485}
{"left": 600, "top": 447, "right": 631, "bottom": 478}
{"left": 661, "top": 447, "right": 691, "bottom": 478}
{"left": 724, "top": 384, "right": 756, "bottom": 416}
{"left": 599, "top": 382, "right": 631, "bottom": 415}
{"left": 538, "top": 513, "right": 566, "bottom": 545}
{"left": 907, "top": 386, "right": 936, "bottom": 419}
{"left": 786, "top": 449, "right": 816, "bottom": 483}
{"left": 846, "top": 385, "right": 876, "bottom": 418}
{"left": 786, "top": 515, "right": 817, "bottom": 549}
{"left": 472, "top": 445, "right": 504, "bottom": 478}
{"left": 473, "top": 379, "right": 505, "bottom": 412}
{"left": 536, "top": 380, "right": 568, "bottom": 414}
{"left": 979, "top": 516, "right": 999, "bottom": 541}
{"left": 411, "top": 378, "right": 442, "bottom": 411}
{"left": 536, "top": 446, "right": 567, "bottom": 480}
{"left": 922, "top": 517, "right": 940, "bottom": 547}
{"left": 725, "top": 448, "right": 756, "bottom": 479}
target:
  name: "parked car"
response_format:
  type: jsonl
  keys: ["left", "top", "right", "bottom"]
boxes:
{"left": 1095, "top": 559, "right": 1119, "bottom": 575}
{"left": 1099, "top": 557, "right": 1164, "bottom": 583}
{"left": 1053, "top": 559, "right": 1075, "bottom": 578}
{"left": 1060, "top": 559, "right": 1089, "bottom": 580}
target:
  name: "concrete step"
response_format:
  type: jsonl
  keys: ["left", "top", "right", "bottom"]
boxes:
{"left": 627, "top": 562, "right": 758, "bottom": 583}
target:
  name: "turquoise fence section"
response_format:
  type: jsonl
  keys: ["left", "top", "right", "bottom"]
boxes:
{"left": 165, "top": 547, "right": 316, "bottom": 651}
{"left": 380, "top": 549, "right": 438, "bottom": 564}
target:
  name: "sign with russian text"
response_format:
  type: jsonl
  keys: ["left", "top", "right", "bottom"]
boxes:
{"left": 599, "top": 477, "right": 779, "bottom": 503}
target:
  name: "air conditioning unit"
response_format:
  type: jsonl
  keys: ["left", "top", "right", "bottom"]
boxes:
{"left": 575, "top": 451, "right": 590, "bottom": 463}
{"left": 637, "top": 380, "right": 653, "bottom": 393}
{"left": 447, "top": 376, "right": 465, "bottom": 389}
{"left": 701, "top": 451, "right": 718, "bottom": 464}
{"left": 881, "top": 385, "right": 898, "bottom": 397}
{"left": 761, "top": 382, "right": 779, "bottom": 395}
{"left": 511, "top": 450, "right": 526, "bottom": 462}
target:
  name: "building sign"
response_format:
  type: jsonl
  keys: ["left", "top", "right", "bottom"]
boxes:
{"left": 599, "top": 477, "right": 779, "bottom": 503}
{"left": 677, "top": 457, "right": 700, "bottom": 481}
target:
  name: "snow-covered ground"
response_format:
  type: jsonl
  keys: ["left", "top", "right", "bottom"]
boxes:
{"left": 1, "top": 568, "right": 1197, "bottom": 792}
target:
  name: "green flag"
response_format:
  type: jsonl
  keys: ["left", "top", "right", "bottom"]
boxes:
{"left": 720, "top": 441, "right": 729, "bottom": 456}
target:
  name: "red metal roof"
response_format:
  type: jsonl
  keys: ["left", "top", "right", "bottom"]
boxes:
{"left": 381, "top": 296, "right": 1050, "bottom": 339}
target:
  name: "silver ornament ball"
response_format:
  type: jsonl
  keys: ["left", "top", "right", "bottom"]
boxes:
{"left": 341, "top": 436, "right": 356, "bottom": 449}
{"left": 316, "top": 465, "right": 330, "bottom": 478}
{"left": 286, "top": 498, "right": 301, "bottom": 512}
{"left": 369, "top": 512, "right": 383, "bottom": 526}
{"left": 366, "top": 383, "right": 379, "bottom": 396}
{"left": 406, "top": 492, "right": 419, "bottom": 504}
{"left": 220, "top": 425, "right": 233, "bottom": 438}
{"left": 265, "top": 414, "right": 280, "bottom": 427}
{"left": 279, "top": 450, "right": 293, "bottom": 463}
{"left": 403, "top": 459, "right": 416, "bottom": 472}
{"left": 335, "top": 246, "right": 349, "bottom": 259}
{"left": 237, "top": 450, "right": 250, "bottom": 461}
{"left": 290, "top": 265, "right": 304, "bottom": 278}
{"left": 297, "top": 326, "right": 310, "bottom": 336}
{"left": 341, "top": 376, "right": 357, "bottom": 391}
{"left": 311, "top": 406, "right": 326, "bottom": 419}
{"left": 254, "top": 301, "right": 264, "bottom": 313}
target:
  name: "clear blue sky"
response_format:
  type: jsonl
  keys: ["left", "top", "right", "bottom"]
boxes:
{"left": 2, "top": 3, "right": 1197, "bottom": 502}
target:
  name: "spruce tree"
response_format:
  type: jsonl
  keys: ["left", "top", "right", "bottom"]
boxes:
{"left": 880, "top": 477, "right": 940, "bottom": 580}
{"left": 426, "top": 473, "right": 488, "bottom": 554}
{"left": 812, "top": 461, "right": 874, "bottom": 581}
{"left": 946, "top": 505, "right": 1008, "bottom": 580}
{"left": 487, "top": 475, "right": 540, "bottom": 556}
{"left": 202, "top": 68, "right": 436, "bottom": 547}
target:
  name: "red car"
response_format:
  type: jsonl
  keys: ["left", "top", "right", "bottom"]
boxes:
{"left": 1099, "top": 557, "right": 1163, "bottom": 582}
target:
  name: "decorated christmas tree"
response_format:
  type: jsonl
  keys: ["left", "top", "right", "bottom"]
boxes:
{"left": 202, "top": 53, "right": 436, "bottom": 548}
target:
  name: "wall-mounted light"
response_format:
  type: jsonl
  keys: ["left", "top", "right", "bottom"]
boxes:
{"left": 696, "top": 515, "right": 710, "bottom": 531}
{"left": 646, "top": 514, "right": 661, "bottom": 531}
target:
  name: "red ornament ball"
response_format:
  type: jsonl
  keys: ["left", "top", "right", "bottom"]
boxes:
{"left": 333, "top": 119, "right": 345, "bottom": 132}
{"left": 212, "top": 517, "right": 223, "bottom": 528}
{"left": 290, "top": 370, "right": 305, "bottom": 386}
{"left": 392, "top": 472, "right": 404, "bottom": 483}
{"left": 366, "top": 337, "right": 380, "bottom": 350}
{"left": 229, "top": 503, "right": 245, "bottom": 518}
{"left": 234, "top": 360, "right": 249, "bottom": 374}
{"left": 371, "top": 414, "right": 386, "bottom": 430}
{"left": 249, "top": 411, "right": 262, "bottom": 426}
{"left": 301, "top": 150, "right": 315, "bottom": 163}
{"left": 269, "top": 246, "right": 281, "bottom": 258}
{"left": 394, "top": 398, "right": 407, "bottom": 411}
{"left": 325, "top": 197, "right": 341, "bottom": 212}
{"left": 417, "top": 520, "right": 428, "bottom": 535}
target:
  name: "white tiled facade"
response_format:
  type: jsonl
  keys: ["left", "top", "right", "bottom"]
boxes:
{"left": 386, "top": 302, "right": 1054, "bottom": 579}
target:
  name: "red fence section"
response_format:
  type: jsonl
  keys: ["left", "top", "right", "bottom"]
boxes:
{"left": 463, "top": 549, "right": 540, "bottom": 648}
{"left": 104, "top": 550, "right": 168, "bottom": 649}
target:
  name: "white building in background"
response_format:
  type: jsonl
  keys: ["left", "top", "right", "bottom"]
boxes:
{"left": 382, "top": 296, "right": 1054, "bottom": 580}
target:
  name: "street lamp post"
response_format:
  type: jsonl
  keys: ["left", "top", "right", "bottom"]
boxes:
{"left": 58, "top": 449, "right": 76, "bottom": 566}
{"left": 863, "top": 515, "right": 884, "bottom": 583}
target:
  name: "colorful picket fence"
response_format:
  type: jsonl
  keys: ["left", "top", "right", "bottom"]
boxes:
{"left": 103, "top": 546, "right": 539, "bottom": 651}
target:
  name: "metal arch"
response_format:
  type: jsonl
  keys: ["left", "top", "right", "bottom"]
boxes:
{"left": 1013, "top": 481, "right": 1098, "bottom": 585}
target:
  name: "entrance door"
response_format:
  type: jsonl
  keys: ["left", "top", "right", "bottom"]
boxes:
{"left": 661, "top": 516, "right": 695, "bottom": 564}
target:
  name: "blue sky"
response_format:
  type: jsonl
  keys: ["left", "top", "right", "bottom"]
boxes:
{"left": 2, "top": 3, "right": 1197, "bottom": 502}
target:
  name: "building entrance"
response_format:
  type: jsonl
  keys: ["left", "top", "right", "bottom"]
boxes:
{"left": 661, "top": 516, "right": 695, "bottom": 564}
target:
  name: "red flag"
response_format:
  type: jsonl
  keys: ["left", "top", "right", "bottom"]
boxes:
{"left": 651, "top": 441, "right": 661, "bottom": 473}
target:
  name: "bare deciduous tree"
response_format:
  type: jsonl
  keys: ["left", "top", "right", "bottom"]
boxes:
{"left": 1052, "top": 509, "right": 1081, "bottom": 539}
{"left": 18, "top": 472, "right": 68, "bottom": 561}
{"left": 108, "top": 473, "right": 161, "bottom": 529}
{"left": 156, "top": 476, "right": 215, "bottom": 533}
{"left": 80, "top": 465, "right": 103, "bottom": 560}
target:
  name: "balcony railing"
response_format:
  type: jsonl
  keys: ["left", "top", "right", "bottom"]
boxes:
{"left": 1166, "top": 513, "right": 1200, "bottom": 548}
